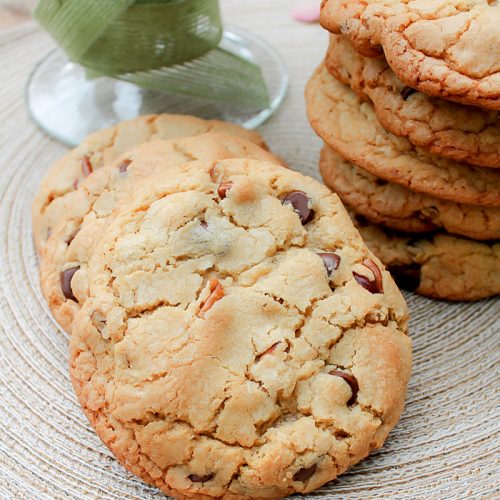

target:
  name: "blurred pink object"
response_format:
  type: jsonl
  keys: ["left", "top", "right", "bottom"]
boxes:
{"left": 292, "top": 2, "right": 320, "bottom": 23}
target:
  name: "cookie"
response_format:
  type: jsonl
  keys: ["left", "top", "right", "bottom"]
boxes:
{"left": 320, "top": 146, "right": 500, "bottom": 241}
{"left": 354, "top": 216, "right": 500, "bottom": 301}
{"left": 32, "top": 114, "right": 268, "bottom": 255}
{"left": 306, "top": 64, "right": 500, "bottom": 207}
{"left": 40, "top": 133, "right": 284, "bottom": 333}
{"left": 69, "top": 158, "right": 411, "bottom": 499}
{"left": 320, "top": 0, "right": 500, "bottom": 110}
{"left": 325, "top": 34, "right": 500, "bottom": 168}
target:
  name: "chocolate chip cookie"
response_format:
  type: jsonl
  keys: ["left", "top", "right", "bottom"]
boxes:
{"left": 40, "top": 134, "right": 283, "bottom": 333}
{"left": 325, "top": 34, "right": 500, "bottom": 168}
{"left": 320, "top": 0, "right": 500, "bottom": 110}
{"left": 306, "top": 64, "right": 500, "bottom": 207}
{"left": 321, "top": 146, "right": 500, "bottom": 240}
{"left": 70, "top": 158, "right": 411, "bottom": 499}
{"left": 32, "top": 114, "right": 268, "bottom": 255}
{"left": 354, "top": 216, "right": 500, "bottom": 301}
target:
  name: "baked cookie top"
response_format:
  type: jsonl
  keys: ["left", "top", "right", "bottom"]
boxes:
{"left": 70, "top": 159, "right": 411, "bottom": 499}
{"left": 32, "top": 114, "right": 267, "bottom": 255}
{"left": 306, "top": 64, "right": 500, "bottom": 207}
{"left": 320, "top": 146, "right": 500, "bottom": 240}
{"left": 320, "top": 0, "right": 500, "bottom": 110}
{"left": 355, "top": 216, "right": 500, "bottom": 301}
{"left": 40, "top": 133, "right": 283, "bottom": 334}
{"left": 325, "top": 34, "right": 500, "bottom": 168}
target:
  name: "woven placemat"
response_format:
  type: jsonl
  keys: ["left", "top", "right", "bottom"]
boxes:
{"left": 0, "top": 4, "right": 498, "bottom": 498}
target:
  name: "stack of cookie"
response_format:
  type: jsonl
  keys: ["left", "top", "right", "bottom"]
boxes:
{"left": 306, "top": 0, "right": 500, "bottom": 301}
{"left": 33, "top": 114, "right": 412, "bottom": 498}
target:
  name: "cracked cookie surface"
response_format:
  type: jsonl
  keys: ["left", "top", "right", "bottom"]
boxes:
{"left": 40, "top": 134, "right": 283, "bottom": 334}
{"left": 320, "top": 146, "right": 500, "bottom": 240}
{"left": 354, "top": 216, "right": 500, "bottom": 301}
{"left": 306, "top": 64, "right": 500, "bottom": 207}
{"left": 320, "top": 0, "right": 500, "bottom": 109}
{"left": 70, "top": 158, "right": 411, "bottom": 499}
{"left": 325, "top": 34, "right": 500, "bottom": 168}
{"left": 32, "top": 114, "right": 268, "bottom": 255}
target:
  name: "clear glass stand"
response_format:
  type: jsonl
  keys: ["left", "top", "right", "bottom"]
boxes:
{"left": 26, "top": 27, "right": 289, "bottom": 147}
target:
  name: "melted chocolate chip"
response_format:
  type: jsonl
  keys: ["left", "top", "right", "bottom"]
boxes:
{"left": 330, "top": 370, "right": 359, "bottom": 406}
{"left": 60, "top": 267, "right": 80, "bottom": 302}
{"left": 118, "top": 159, "right": 132, "bottom": 174}
{"left": 401, "top": 86, "right": 417, "bottom": 100}
{"left": 293, "top": 463, "right": 317, "bottom": 482}
{"left": 81, "top": 156, "right": 93, "bottom": 177}
{"left": 282, "top": 191, "right": 314, "bottom": 224}
{"left": 217, "top": 181, "right": 233, "bottom": 199}
{"left": 388, "top": 263, "right": 421, "bottom": 292}
{"left": 317, "top": 253, "right": 341, "bottom": 276}
{"left": 353, "top": 258, "right": 383, "bottom": 294}
{"left": 188, "top": 473, "right": 214, "bottom": 483}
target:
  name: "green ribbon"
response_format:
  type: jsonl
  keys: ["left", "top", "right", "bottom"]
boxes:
{"left": 35, "top": 0, "right": 270, "bottom": 107}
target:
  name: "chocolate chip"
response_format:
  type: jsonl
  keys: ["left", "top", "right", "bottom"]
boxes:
{"left": 217, "top": 181, "right": 233, "bottom": 199}
{"left": 293, "top": 463, "right": 317, "bottom": 482}
{"left": 81, "top": 156, "right": 93, "bottom": 177}
{"left": 401, "top": 86, "right": 417, "bottom": 100}
{"left": 118, "top": 159, "right": 132, "bottom": 174}
{"left": 317, "top": 252, "right": 341, "bottom": 276}
{"left": 353, "top": 258, "right": 383, "bottom": 293}
{"left": 330, "top": 371, "right": 359, "bottom": 406}
{"left": 188, "top": 473, "right": 214, "bottom": 483}
{"left": 60, "top": 267, "right": 80, "bottom": 302}
{"left": 388, "top": 263, "right": 421, "bottom": 292}
{"left": 282, "top": 191, "right": 314, "bottom": 224}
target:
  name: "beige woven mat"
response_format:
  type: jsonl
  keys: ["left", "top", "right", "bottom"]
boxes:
{"left": 0, "top": 3, "right": 498, "bottom": 498}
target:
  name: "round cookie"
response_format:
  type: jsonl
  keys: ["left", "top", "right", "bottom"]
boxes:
{"left": 354, "top": 216, "right": 500, "bottom": 301}
{"left": 32, "top": 114, "right": 268, "bottom": 255}
{"left": 320, "top": 0, "right": 500, "bottom": 110}
{"left": 40, "top": 133, "right": 284, "bottom": 333}
{"left": 325, "top": 34, "right": 500, "bottom": 168}
{"left": 69, "top": 158, "right": 411, "bottom": 499}
{"left": 306, "top": 64, "right": 500, "bottom": 207}
{"left": 320, "top": 146, "right": 500, "bottom": 240}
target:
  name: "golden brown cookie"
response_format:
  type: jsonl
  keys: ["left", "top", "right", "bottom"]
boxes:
{"left": 320, "top": 146, "right": 500, "bottom": 240}
{"left": 320, "top": 0, "right": 500, "bottom": 110}
{"left": 325, "top": 34, "right": 500, "bottom": 168}
{"left": 70, "top": 158, "right": 411, "bottom": 499}
{"left": 306, "top": 64, "right": 500, "bottom": 207}
{"left": 40, "top": 133, "right": 283, "bottom": 333}
{"left": 32, "top": 114, "right": 268, "bottom": 255}
{"left": 354, "top": 216, "right": 500, "bottom": 301}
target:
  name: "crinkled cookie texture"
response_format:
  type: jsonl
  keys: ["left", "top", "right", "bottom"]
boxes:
{"left": 320, "top": 146, "right": 500, "bottom": 240}
{"left": 306, "top": 64, "right": 500, "bottom": 207}
{"left": 70, "top": 159, "right": 411, "bottom": 499}
{"left": 355, "top": 217, "right": 500, "bottom": 301}
{"left": 320, "top": 0, "right": 500, "bottom": 109}
{"left": 325, "top": 34, "right": 500, "bottom": 168}
{"left": 32, "top": 114, "right": 267, "bottom": 255}
{"left": 40, "top": 133, "right": 283, "bottom": 334}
